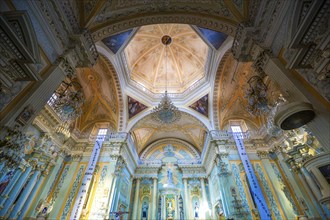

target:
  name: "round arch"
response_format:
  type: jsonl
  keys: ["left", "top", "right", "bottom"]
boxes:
{"left": 91, "top": 14, "right": 238, "bottom": 42}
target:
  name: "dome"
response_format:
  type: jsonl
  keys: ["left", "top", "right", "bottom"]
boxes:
{"left": 124, "top": 24, "right": 210, "bottom": 94}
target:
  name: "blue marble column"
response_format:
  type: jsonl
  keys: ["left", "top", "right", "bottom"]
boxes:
{"left": 8, "top": 170, "right": 40, "bottom": 219}
{"left": 25, "top": 153, "right": 65, "bottom": 218}
{"left": 0, "top": 166, "right": 32, "bottom": 217}
{"left": 0, "top": 162, "right": 5, "bottom": 174}
{"left": 17, "top": 172, "right": 45, "bottom": 219}
{"left": 0, "top": 169, "right": 22, "bottom": 209}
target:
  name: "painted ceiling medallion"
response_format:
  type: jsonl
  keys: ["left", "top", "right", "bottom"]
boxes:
{"left": 124, "top": 24, "right": 209, "bottom": 94}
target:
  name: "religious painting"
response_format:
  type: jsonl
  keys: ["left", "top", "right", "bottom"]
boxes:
{"left": 189, "top": 94, "right": 208, "bottom": 117}
{"left": 0, "top": 170, "right": 14, "bottom": 194}
{"left": 128, "top": 96, "right": 148, "bottom": 119}
{"left": 318, "top": 164, "right": 330, "bottom": 184}
{"left": 102, "top": 29, "right": 133, "bottom": 54}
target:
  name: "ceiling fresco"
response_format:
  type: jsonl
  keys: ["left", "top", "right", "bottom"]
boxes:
{"left": 215, "top": 53, "right": 283, "bottom": 130}
{"left": 131, "top": 112, "right": 207, "bottom": 154}
{"left": 216, "top": 53, "right": 261, "bottom": 130}
{"left": 123, "top": 24, "right": 210, "bottom": 94}
{"left": 74, "top": 56, "right": 119, "bottom": 132}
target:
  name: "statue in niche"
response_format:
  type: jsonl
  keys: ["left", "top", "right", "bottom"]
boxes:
{"left": 194, "top": 202, "right": 199, "bottom": 218}
{"left": 167, "top": 168, "right": 173, "bottom": 184}
{"left": 142, "top": 202, "right": 148, "bottom": 220}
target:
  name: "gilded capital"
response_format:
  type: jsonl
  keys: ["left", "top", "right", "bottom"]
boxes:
{"left": 71, "top": 154, "right": 83, "bottom": 162}
{"left": 257, "top": 150, "right": 269, "bottom": 159}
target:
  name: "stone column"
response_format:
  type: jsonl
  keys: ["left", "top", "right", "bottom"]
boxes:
{"left": 200, "top": 177, "right": 210, "bottom": 219}
{"left": 183, "top": 178, "right": 190, "bottom": 219}
{"left": 275, "top": 149, "right": 324, "bottom": 218}
{"left": 8, "top": 169, "right": 40, "bottom": 219}
{"left": 0, "top": 169, "right": 22, "bottom": 208}
{"left": 110, "top": 177, "right": 122, "bottom": 212}
{"left": 175, "top": 194, "right": 179, "bottom": 220}
{"left": 0, "top": 162, "right": 5, "bottom": 174}
{"left": 216, "top": 149, "right": 235, "bottom": 218}
{"left": 0, "top": 165, "right": 32, "bottom": 217}
{"left": 17, "top": 170, "right": 46, "bottom": 219}
{"left": 25, "top": 152, "right": 65, "bottom": 218}
{"left": 151, "top": 177, "right": 158, "bottom": 219}
{"left": 132, "top": 178, "right": 141, "bottom": 220}
{"left": 162, "top": 194, "right": 166, "bottom": 220}
{"left": 257, "top": 151, "right": 296, "bottom": 219}
{"left": 48, "top": 154, "right": 81, "bottom": 219}
{"left": 105, "top": 174, "right": 117, "bottom": 219}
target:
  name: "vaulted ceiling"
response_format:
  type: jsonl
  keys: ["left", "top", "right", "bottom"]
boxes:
{"left": 131, "top": 112, "right": 207, "bottom": 154}
{"left": 75, "top": 56, "right": 119, "bottom": 133}
{"left": 70, "top": 0, "right": 285, "bottom": 154}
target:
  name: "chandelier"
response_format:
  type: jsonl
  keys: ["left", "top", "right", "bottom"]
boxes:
{"left": 245, "top": 75, "right": 269, "bottom": 116}
{"left": 51, "top": 81, "right": 84, "bottom": 121}
{"left": 151, "top": 35, "right": 181, "bottom": 124}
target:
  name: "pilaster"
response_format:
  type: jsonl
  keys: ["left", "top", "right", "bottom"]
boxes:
{"left": 257, "top": 150, "right": 297, "bottom": 219}
{"left": 132, "top": 178, "right": 141, "bottom": 220}
{"left": 151, "top": 177, "right": 158, "bottom": 220}
{"left": 48, "top": 154, "right": 81, "bottom": 219}
{"left": 25, "top": 152, "right": 65, "bottom": 218}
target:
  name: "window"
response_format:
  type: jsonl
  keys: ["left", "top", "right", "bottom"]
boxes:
{"left": 47, "top": 93, "right": 58, "bottom": 106}
{"left": 98, "top": 129, "right": 108, "bottom": 136}
{"left": 231, "top": 125, "right": 242, "bottom": 133}
{"left": 231, "top": 125, "right": 244, "bottom": 139}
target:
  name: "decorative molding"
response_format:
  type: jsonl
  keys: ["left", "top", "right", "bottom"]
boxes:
{"left": 140, "top": 138, "right": 200, "bottom": 161}
{"left": 92, "top": 14, "right": 237, "bottom": 42}
{"left": 255, "top": 163, "right": 282, "bottom": 219}
{"left": 256, "top": 150, "right": 269, "bottom": 159}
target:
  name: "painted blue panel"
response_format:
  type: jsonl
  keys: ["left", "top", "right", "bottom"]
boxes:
{"left": 233, "top": 133, "right": 271, "bottom": 219}
{"left": 102, "top": 29, "right": 133, "bottom": 54}
{"left": 197, "top": 27, "right": 227, "bottom": 50}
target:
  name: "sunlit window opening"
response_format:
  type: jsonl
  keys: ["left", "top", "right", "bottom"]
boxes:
{"left": 98, "top": 129, "right": 108, "bottom": 136}
{"left": 47, "top": 93, "right": 58, "bottom": 106}
{"left": 231, "top": 125, "right": 242, "bottom": 133}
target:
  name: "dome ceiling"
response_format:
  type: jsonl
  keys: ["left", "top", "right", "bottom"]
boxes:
{"left": 124, "top": 24, "right": 210, "bottom": 94}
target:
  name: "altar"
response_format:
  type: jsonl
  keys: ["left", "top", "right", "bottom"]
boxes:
{"left": 159, "top": 165, "right": 184, "bottom": 220}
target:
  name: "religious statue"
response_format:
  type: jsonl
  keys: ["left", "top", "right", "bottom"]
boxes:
{"left": 167, "top": 200, "right": 173, "bottom": 218}
{"left": 194, "top": 202, "right": 199, "bottom": 218}
{"left": 167, "top": 168, "right": 173, "bottom": 184}
{"left": 142, "top": 202, "right": 148, "bottom": 220}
